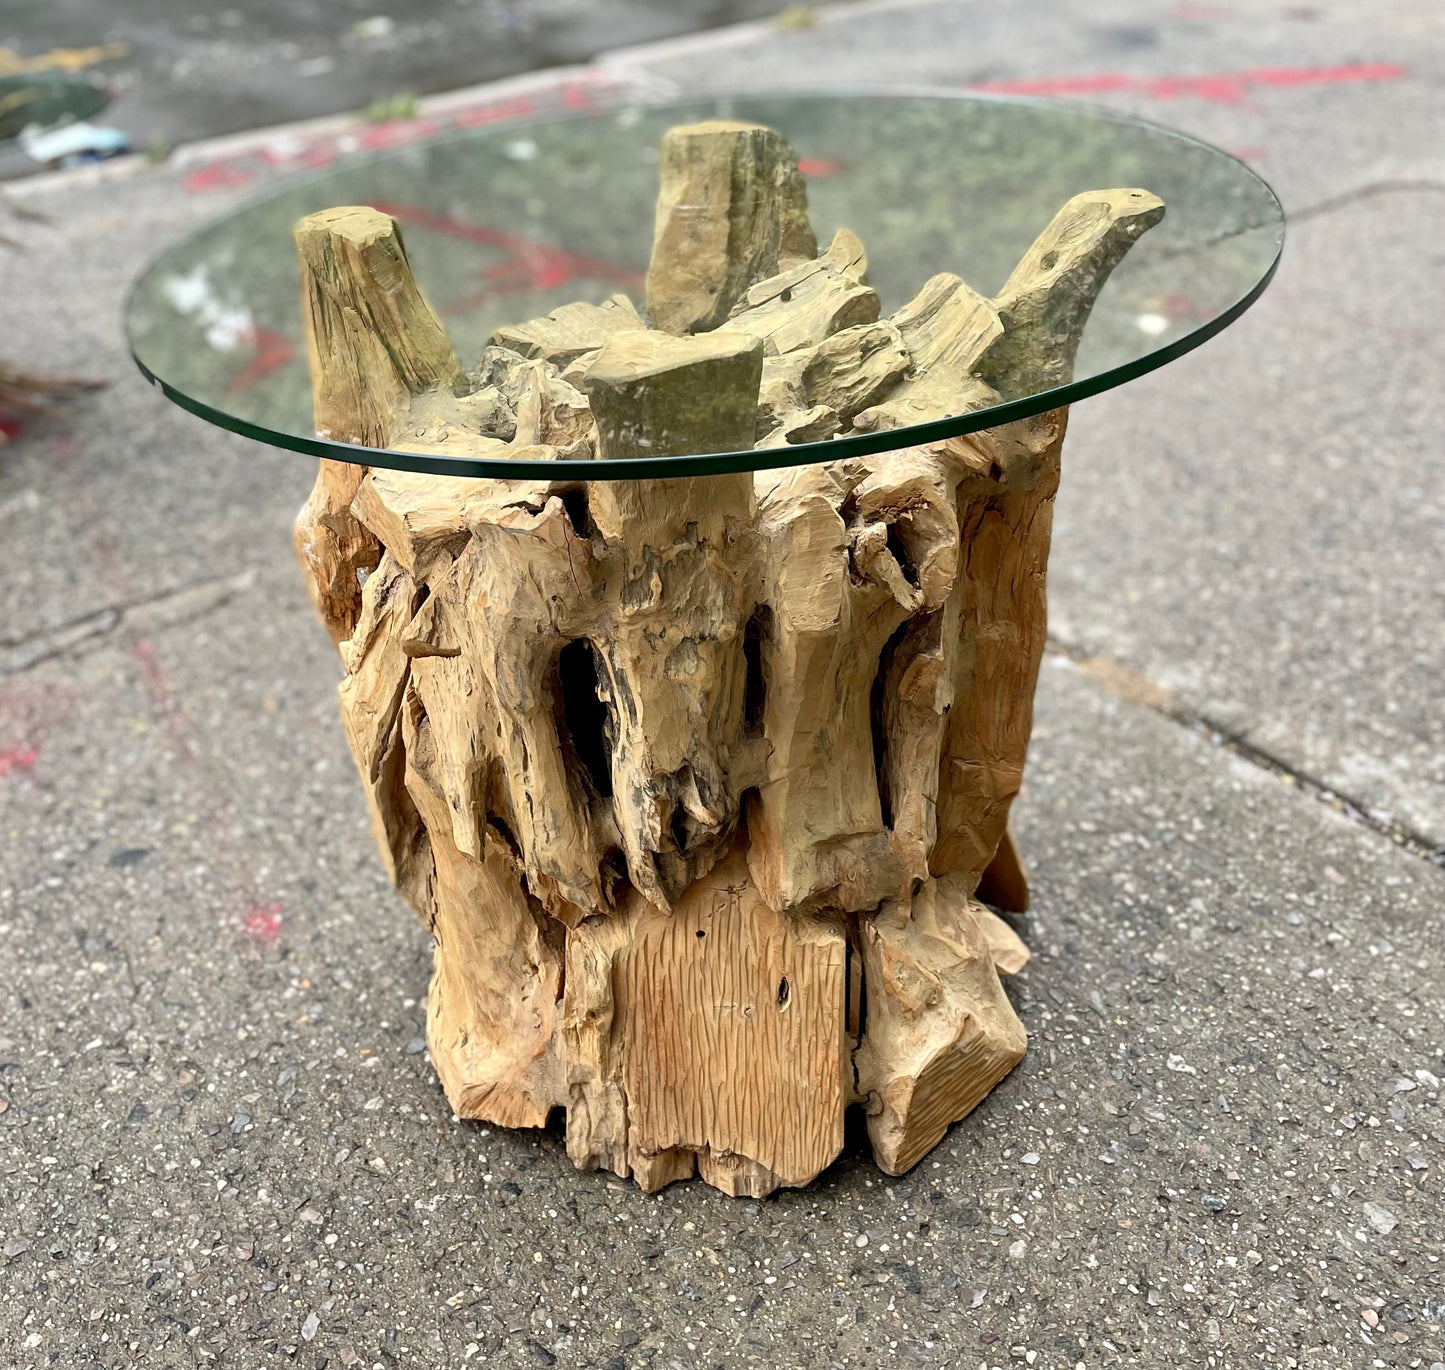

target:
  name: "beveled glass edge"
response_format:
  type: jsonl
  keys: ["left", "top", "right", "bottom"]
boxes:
{"left": 125, "top": 83, "right": 1285, "bottom": 482}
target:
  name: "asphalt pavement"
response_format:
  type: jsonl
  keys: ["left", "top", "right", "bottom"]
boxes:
{"left": 0, "top": 1, "right": 1442, "bottom": 1366}
{"left": 2, "top": 0, "right": 834, "bottom": 158}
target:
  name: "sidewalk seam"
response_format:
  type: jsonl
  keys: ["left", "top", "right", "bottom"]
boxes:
{"left": 1047, "top": 637, "right": 1445, "bottom": 870}
{"left": 1287, "top": 176, "right": 1445, "bottom": 222}
{"left": 0, "top": 570, "right": 263, "bottom": 677}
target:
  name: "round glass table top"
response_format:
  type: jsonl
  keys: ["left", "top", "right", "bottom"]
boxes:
{"left": 126, "top": 90, "right": 1282, "bottom": 480}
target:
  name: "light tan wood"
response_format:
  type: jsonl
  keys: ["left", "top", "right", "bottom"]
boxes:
{"left": 973, "top": 901, "right": 1031, "bottom": 977}
{"left": 852, "top": 273, "right": 1002, "bottom": 432}
{"left": 296, "top": 206, "right": 463, "bottom": 447}
{"left": 583, "top": 329, "right": 763, "bottom": 461}
{"left": 489, "top": 293, "right": 646, "bottom": 365}
{"left": 645, "top": 119, "right": 817, "bottom": 334}
{"left": 291, "top": 133, "right": 1162, "bottom": 1196}
{"left": 758, "top": 318, "right": 911, "bottom": 436}
{"left": 726, "top": 227, "right": 878, "bottom": 357}
{"left": 567, "top": 845, "right": 847, "bottom": 1195}
{"left": 980, "top": 188, "right": 1166, "bottom": 399}
{"left": 293, "top": 458, "right": 380, "bottom": 645}
{"left": 294, "top": 206, "right": 462, "bottom": 643}
{"left": 976, "top": 823, "right": 1030, "bottom": 914}
{"left": 857, "top": 875, "right": 1028, "bottom": 1175}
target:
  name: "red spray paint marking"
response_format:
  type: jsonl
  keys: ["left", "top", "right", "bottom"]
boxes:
{"left": 372, "top": 202, "right": 644, "bottom": 311}
{"left": 130, "top": 634, "right": 285, "bottom": 946}
{"left": 243, "top": 903, "right": 284, "bottom": 948}
{"left": 181, "top": 162, "right": 259, "bottom": 194}
{"left": 129, "top": 639, "right": 197, "bottom": 766}
{"left": 453, "top": 95, "right": 540, "bottom": 127}
{"left": 797, "top": 157, "right": 842, "bottom": 178}
{"left": 179, "top": 74, "right": 635, "bottom": 195}
{"left": 357, "top": 117, "right": 443, "bottom": 152}
{"left": 258, "top": 142, "right": 338, "bottom": 172}
{"left": 0, "top": 747, "right": 39, "bottom": 777}
{"left": 35, "top": 440, "right": 281, "bottom": 944}
{"left": 227, "top": 326, "right": 297, "bottom": 393}
{"left": 560, "top": 80, "right": 600, "bottom": 113}
{"left": 972, "top": 62, "right": 1407, "bottom": 104}
{"left": 373, "top": 202, "right": 643, "bottom": 282}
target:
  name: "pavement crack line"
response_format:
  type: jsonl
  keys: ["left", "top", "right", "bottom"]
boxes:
{"left": 1150, "top": 178, "right": 1445, "bottom": 261}
{"left": 1287, "top": 176, "right": 1445, "bottom": 224}
{"left": 1046, "top": 637, "right": 1445, "bottom": 870}
{"left": 0, "top": 569, "right": 257, "bottom": 677}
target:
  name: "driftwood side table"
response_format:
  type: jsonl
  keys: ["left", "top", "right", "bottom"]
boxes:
{"left": 128, "top": 92, "right": 1282, "bottom": 1197}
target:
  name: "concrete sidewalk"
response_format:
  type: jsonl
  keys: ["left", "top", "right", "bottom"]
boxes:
{"left": 1, "top": 1, "right": 1442, "bottom": 1367}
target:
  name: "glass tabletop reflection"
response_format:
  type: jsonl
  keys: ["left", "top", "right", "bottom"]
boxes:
{"left": 125, "top": 90, "right": 1283, "bottom": 480}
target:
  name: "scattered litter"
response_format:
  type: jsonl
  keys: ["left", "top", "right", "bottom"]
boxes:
{"left": 0, "top": 74, "right": 109, "bottom": 140}
{"left": 19, "top": 120, "right": 129, "bottom": 167}
{"left": 0, "top": 43, "right": 128, "bottom": 77}
{"left": 774, "top": 6, "right": 818, "bottom": 29}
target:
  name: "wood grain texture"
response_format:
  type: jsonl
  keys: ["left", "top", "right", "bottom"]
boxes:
{"left": 291, "top": 135, "right": 1163, "bottom": 1195}
{"left": 976, "top": 824, "right": 1030, "bottom": 915}
{"left": 566, "top": 846, "right": 846, "bottom": 1195}
{"left": 645, "top": 119, "right": 817, "bottom": 335}
{"left": 856, "top": 875, "right": 1028, "bottom": 1175}
{"left": 980, "top": 189, "right": 1166, "bottom": 400}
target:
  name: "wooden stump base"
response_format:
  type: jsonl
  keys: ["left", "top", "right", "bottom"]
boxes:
{"left": 314, "top": 421, "right": 1055, "bottom": 1196}
{"left": 290, "top": 117, "right": 1162, "bottom": 1194}
{"left": 427, "top": 838, "right": 1028, "bottom": 1196}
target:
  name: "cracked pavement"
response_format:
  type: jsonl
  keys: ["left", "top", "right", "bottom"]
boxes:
{"left": 1, "top": 1, "right": 1443, "bottom": 1366}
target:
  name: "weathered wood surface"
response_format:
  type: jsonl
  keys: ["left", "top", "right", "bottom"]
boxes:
{"left": 645, "top": 119, "right": 817, "bottom": 335}
{"left": 291, "top": 121, "right": 1161, "bottom": 1196}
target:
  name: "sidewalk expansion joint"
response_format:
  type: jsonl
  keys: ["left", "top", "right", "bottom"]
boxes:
{"left": 1289, "top": 177, "right": 1445, "bottom": 224}
{"left": 1046, "top": 637, "right": 1445, "bottom": 871}
{"left": 0, "top": 569, "right": 258, "bottom": 677}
